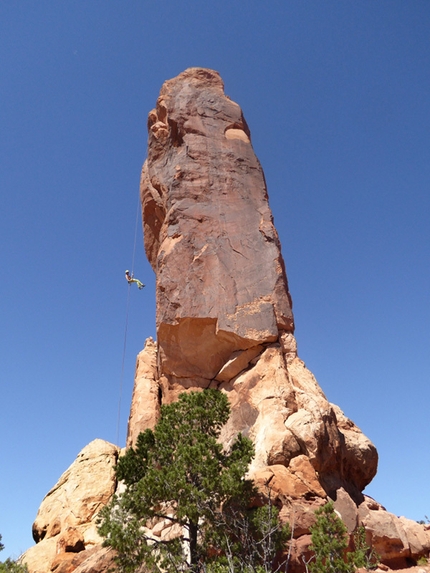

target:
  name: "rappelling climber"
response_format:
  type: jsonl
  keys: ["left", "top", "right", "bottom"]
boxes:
{"left": 125, "top": 270, "right": 145, "bottom": 289}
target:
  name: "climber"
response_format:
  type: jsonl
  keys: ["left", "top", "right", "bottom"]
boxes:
{"left": 125, "top": 270, "right": 145, "bottom": 290}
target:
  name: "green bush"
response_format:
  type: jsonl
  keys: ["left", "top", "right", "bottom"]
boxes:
{"left": 98, "top": 390, "right": 289, "bottom": 573}
{"left": 307, "top": 502, "right": 378, "bottom": 573}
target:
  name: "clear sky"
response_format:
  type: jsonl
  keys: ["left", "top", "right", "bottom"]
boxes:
{"left": 1, "top": 0, "right": 429, "bottom": 560}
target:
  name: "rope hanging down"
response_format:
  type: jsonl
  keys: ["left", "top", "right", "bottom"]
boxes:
{"left": 116, "top": 193, "right": 142, "bottom": 446}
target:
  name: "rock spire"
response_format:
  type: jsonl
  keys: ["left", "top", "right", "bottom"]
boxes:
{"left": 131, "top": 67, "right": 378, "bottom": 500}
{"left": 22, "top": 69, "right": 430, "bottom": 573}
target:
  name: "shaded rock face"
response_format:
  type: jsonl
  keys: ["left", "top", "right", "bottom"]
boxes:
{"left": 141, "top": 67, "right": 294, "bottom": 385}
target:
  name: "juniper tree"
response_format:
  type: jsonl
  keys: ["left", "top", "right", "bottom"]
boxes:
{"left": 307, "top": 501, "right": 378, "bottom": 573}
{"left": 98, "top": 390, "right": 266, "bottom": 573}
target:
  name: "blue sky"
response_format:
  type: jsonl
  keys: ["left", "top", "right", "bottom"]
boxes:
{"left": 1, "top": 0, "right": 429, "bottom": 559}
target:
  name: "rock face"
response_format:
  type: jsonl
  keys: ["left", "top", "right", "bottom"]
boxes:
{"left": 22, "top": 440, "right": 119, "bottom": 573}
{"left": 126, "top": 337, "right": 159, "bottom": 448}
{"left": 134, "top": 67, "right": 377, "bottom": 500}
{"left": 126, "top": 67, "right": 430, "bottom": 570}
{"left": 22, "top": 68, "right": 430, "bottom": 573}
{"left": 141, "top": 67, "right": 293, "bottom": 391}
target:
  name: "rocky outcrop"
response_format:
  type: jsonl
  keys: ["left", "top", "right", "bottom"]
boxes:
{"left": 141, "top": 67, "right": 294, "bottom": 393}
{"left": 22, "top": 68, "right": 430, "bottom": 573}
{"left": 22, "top": 440, "right": 119, "bottom": 573}
{"left": 126, "top": 337, "right": 159, "bottom": 448}
{"left": 133, "top": 67, "right": 378, "bottom": 500}
{"left": 127, "top": 67, "right": 430, "bottom": 570}
{"left": 358, "top": 497, "right": 430, "bottom": 569}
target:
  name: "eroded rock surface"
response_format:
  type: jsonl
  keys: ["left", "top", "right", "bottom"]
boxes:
{"left": 141, "top": 67, "right": 294, "bottom": 386}
{"left": 135, "top": 67, "right": 378, "bottom": 500}
{"left": 22, "top": 440, "right": 119, "bottom": 573}
{"left": 23, "top": 68, "right": 428, "bottom": 573}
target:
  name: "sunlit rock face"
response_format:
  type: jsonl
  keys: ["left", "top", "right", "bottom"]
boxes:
{"left": 135, "top": 67, "right": 378, "bottom": 501}
{"left": 140, "top": 67, "right": 294, "bottom": 386}
{"left": 22, "top": 69, "right": 430, "bottom": 573}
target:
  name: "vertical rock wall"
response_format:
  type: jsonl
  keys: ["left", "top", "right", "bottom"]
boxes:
{"left": 130, "top": 68, "right": 378, "bottom": 505}
{"left": 141, "top": 67, "right": 293, "bottom": 389}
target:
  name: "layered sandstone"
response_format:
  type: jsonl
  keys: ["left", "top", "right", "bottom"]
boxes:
{"left": 127, "top": 68, "right": 430, "bottom": 569}
{"left": 141, "top": 67, "right": 293, "bottom": 391}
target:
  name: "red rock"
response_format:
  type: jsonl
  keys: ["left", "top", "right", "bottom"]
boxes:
{"left": 141, "top": 67, "right": 294, "bottom": 384}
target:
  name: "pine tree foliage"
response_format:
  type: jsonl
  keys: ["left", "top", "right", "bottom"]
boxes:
{"left": 307, "top": 502, "right": 378, "bottom": 573}
{"left": 98, "top": 390, "right": 289, "bottom": 573}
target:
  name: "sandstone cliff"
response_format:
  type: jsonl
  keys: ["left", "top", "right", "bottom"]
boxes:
{"left": 131, "top": 67, "right": 377, "bottom": 499}
{"left": 22, "top": 68, "right": 430, "bottom": 573}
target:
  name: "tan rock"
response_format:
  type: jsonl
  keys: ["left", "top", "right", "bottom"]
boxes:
{"left": 72, "top": 546, "right": 116, "bottom": 573}
{"left": 215, "top": 345, "right": 263, "bottom": 382}
{"left": 359, "top": 499, "right": 410, "bottom": 565}
{"left": 56, "top": 527, "right": 85, "bottom": 554}
{"left": 252, "top": 459, "right": 325, "bottom": 501}
{"left": 218, "top": 345, "right": 302, "bottom": 470}
{"left": 136, "top": 67, "right": 378, "bottom": 505}
{"left": 32, "top": 440, "right": 119, "bottom": 543}
{"left": 50, "top": 552, "right": 76, "bottom": 573}
{"left": 288, "top": 534, "right": 313, "bottom": 573}
{"left": 332, "top": 403, "right": 379, "bottom": 491}
{"left": 332, "top": 487, "right": 358, "bottom": 533}
{"left": 126, "top": 337, "right": 160, "bottom": 447}
{"left": 279, "top": 331, "right": 298, "bottom": 364}
{"left": 398, "top": 516, "right": 430, "bottom": 558}
{"left": 22, "top": 537, "right": 58, "bottom": 573}
{"left": 279, "top": 498, "right": 325, "bottom": 537}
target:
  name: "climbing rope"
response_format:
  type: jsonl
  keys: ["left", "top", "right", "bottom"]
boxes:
{"left": 116, "top": 192, "right": 142, "bottom": 446}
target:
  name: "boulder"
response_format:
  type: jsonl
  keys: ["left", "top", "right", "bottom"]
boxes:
{"left": 72, "top": 547, "right": 116, "bottom": 573}
{"left": 22, "top": 537, "right": 57, "bottom": 573}
{"left": 32, "top": 439, "right": 118, "bottom": 542}
{"left": 23, "top": 440, "right": 119, "bottom": 573}
{"left": 358, "top": 496, "right": 430, "bottom": 567}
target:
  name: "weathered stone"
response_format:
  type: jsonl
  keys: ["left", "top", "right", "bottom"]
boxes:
{"left": 332, "top": 403, "right": 379, "bottom": 492}
{"left": 288, "top": 534, "right": 313, "bottom": 573}
{"left": 50, "top": 552, "right": 76, "bottom": 573}
{"left": 398, "top": 516, "right": 430, "bottom": 558}
{"left": 56, "top": 527, "right": 85, "bottom": 554}
{"left": 32, "top": 440, "right": 119, "bottom": 543}
{"left": 279, "top": 498, "right": 326, "bottom": 537}
{"left": 141, "top": 67, "right": 294, "bottom": 384}
{"left": 279, "top": 331, "right": 298, "bottom": 364}
{"left": 23, "top": 440, "right": 119, "bottom": 573}
{"left": 126, "top": 337, "right": 160, "bottom": 447}
{"left": 252, "top": 459, "right": 326, "bottom": 501}
{"left": 22, "top": 68, "right": 390, "bottom": 573}
{"left": 22, "top": 537, "right": 57, "bottom": 573}
{"left": 215, "top": 345, "right": 263, "bottom": 382}
{"left": 72, "top": 546, "right": 116, "bottom": 573}
{"left": 332, "top": 487, "right": 358, "bottom": 533}
{"left": 359, "top": 497, "right": 410, "bottom": 566}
